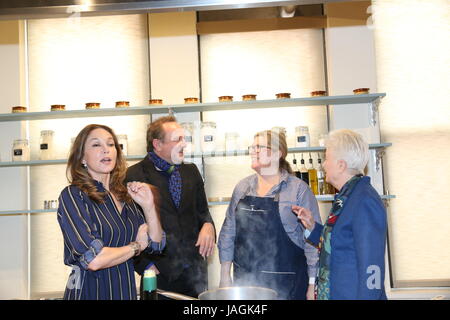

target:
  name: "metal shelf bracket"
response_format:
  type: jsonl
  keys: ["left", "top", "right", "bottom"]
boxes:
{"left": 369, "top": 97, "right": 381, "bottom": 126}
{"left": 375, "top": 148, "right": 385, "bottom": 172}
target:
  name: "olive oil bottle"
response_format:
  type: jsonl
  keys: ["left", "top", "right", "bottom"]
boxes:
{"left": 307, "top": 154, "right": 318, "bottom": 195}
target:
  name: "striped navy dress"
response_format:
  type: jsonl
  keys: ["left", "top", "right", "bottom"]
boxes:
{"left": 57, "top": 181, "right": 164, "bottom": 300}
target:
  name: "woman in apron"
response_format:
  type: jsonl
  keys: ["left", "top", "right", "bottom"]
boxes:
{"left": 218, "top": 130, "right": 322, "bottom": 300}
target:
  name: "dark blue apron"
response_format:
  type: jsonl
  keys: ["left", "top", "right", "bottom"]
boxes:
{"left": 233, "top": 191, "right": 308, "bottom": 300}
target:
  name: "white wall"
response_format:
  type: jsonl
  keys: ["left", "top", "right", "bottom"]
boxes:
{"left": 200, "top": 28, "right": 327, "bottom": 289}
{"left": 2, "top": 2, "right": 449, "bottom": 299}
{"left": 26, "top": 14, "right": 150, "bottom": 296}
{"left": 373, "top": 0, "right": 450, "bottom": 287}
{"left": 0, "top": 20, "right": 29, "bottom": 300}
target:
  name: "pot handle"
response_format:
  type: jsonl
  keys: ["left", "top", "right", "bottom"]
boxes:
{"left": 156, "top": 289, "right": 199, "bottom": 300}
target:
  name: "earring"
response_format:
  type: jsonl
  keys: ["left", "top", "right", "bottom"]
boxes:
{"left": 82, "top": 161, "right": 87, "bottom": 169}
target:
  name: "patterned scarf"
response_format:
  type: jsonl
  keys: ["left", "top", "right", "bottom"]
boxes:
{"left": 148, "top": 151, "right": 182, "bottom": 209}
{"left": 316, "top": 174, "right": 363, "bottom": 300}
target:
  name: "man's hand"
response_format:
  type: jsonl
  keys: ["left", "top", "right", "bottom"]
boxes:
{"left": 195, "top": 222, "right": 215, "bottom": 259}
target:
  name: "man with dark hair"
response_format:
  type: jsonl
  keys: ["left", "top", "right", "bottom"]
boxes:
{"left": 126, "top": 116, "right": 216, "bottom": 298}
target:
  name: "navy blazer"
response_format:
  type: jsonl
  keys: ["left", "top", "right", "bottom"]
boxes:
{"left": 308, "top": 176, "right": 387, "bottom": 300}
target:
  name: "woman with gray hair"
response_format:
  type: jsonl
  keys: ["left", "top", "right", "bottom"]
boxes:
{"left": 293, "top": 129, "right": 387, "bottom": 300}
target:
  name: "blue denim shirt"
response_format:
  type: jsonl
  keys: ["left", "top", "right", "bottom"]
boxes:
{"left": 218, "top": 170, "right": 322, "bottom": 278}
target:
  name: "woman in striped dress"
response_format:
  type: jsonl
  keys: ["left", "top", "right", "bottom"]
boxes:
{"left": 57, "top": 124, "right": 165, "bottom": 300}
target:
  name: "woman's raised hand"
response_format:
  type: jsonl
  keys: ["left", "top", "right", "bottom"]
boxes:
{"left": 292, "top": 205, "right": 315, "bottom": 231}
{"left": 127, "top": 182, "right": 155, "bottom": 211}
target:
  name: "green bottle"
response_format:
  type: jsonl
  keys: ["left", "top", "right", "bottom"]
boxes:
{"left": 142, "top": 268, "right": 158, "bottom": 300}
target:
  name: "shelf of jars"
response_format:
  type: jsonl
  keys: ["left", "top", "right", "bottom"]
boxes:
{"left": 0, "top": 155, "right": 145, "bottom": 168}
{"left": 208, "top": 194, "right": 397, "bottom": 206}
{"left": 0, "top": 93, "right": 385, "bottom": 122}
{"left": 0, "top": 143, "right": 392, "bottom": 168}
{"left": 0, "top": 193, "right": 397, "bottom": 216}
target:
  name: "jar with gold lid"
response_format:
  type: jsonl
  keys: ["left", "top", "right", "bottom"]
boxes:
{"left": 310, "top": 91, "right": 327, "bottom": 97}
{"left": 51, "top": 104, "right": 66, "bottom": 111}
{"left": 276, "top": 93, "right": 291, "bottom": 99}
{"left": 218, "top": 96, "right": 233, "bottom": 102}
{"left": 353, "top": 88, "right": 370, "bottom": 95}
{"left": 115, "top": 101, "right": 129, "bottom": 108}
{"left": 12, "top": 106, "right": 27, "bottom": 113}
{"left": 149, "top": 99, "right": 163, "bottom": 105}
{"left": 184, "top": 97, "right": 199, "bottom": 104}
{"left": 242, "top": 94, "right": 257, "bottom": 101}
{"left": 85, "top": 102, "right": 100, "bottom": 109}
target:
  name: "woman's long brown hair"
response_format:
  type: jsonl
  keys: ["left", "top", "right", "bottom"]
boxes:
{"left": 67, "top": 124, "right": 131, "bottom": 204}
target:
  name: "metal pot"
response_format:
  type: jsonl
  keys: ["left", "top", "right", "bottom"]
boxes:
{"left": 157, "top": 286, "right": 277, "bottom": 300}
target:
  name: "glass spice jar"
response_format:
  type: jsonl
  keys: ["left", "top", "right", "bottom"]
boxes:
{"left": 181, "top": 122, "right": 195, "bottom": 154}
{"left": 116, "top": 134, "right": 128, "bottom": 156}
{"left": 295, "top": 126, "right": 310, "bottom": 148}
{"left": 39, "top": 130, "right": 55, "bottom": 160}
{"left": 225, "top": 132, "right": 239, "bottom": 152}
{"left": 200, "top": 122, "right": 216, "bottom": 153}
{"left": 12, "top": 139, "right": 30, "bottom": 161}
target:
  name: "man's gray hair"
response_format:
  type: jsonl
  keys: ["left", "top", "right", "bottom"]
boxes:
{"left": 325, "top": 129, "right": 369, "bottom": 175}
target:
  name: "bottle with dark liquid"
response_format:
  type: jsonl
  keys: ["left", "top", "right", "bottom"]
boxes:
{"left": 299, "top": 157, "right": 309, "bottom": 185}
{"left": 293, "top": 157, "right": 302, "bottom": 180}
{"left": 142, "top": 268, "right": 158, "bottom": 300}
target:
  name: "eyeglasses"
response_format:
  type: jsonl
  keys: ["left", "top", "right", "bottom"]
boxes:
{"left": 248, "top": 145, "right": 272, "bottom": 153}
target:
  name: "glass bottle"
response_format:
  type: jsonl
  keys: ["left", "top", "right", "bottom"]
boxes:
{"left": 292, "top": 157, "right": 301, "bottom": 180}
{"left": 299, "top": 156, "right": 309, "bottom": 185}
{"left": 318, "top": 133, "right": 328, "bottom": 147}
{"left": 307, "top": 154, "right": 318, "bottom": 195}
{"left": 317, "top": 156, "right": 325, "bottom": 195}
{"left": 324, "top": 162, "right": 336, "bottom": 195}
{"left": 141, "top": 268, "right": 158, "bottom": 300}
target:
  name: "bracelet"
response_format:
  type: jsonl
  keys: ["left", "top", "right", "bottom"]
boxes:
{"left": 129, "top": 241, "right": 141, "bottom": 257}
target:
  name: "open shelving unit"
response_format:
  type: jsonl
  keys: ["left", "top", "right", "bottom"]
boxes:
{"left": 0, "top": 92, "right": 393, "bottom": 214}
{"left": 0, "top": 93, "right": 385, "bottom": 121}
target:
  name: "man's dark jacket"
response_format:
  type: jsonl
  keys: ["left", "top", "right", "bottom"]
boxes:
{"left": 125, "top": 155, "right": 215, "bottom": 283}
